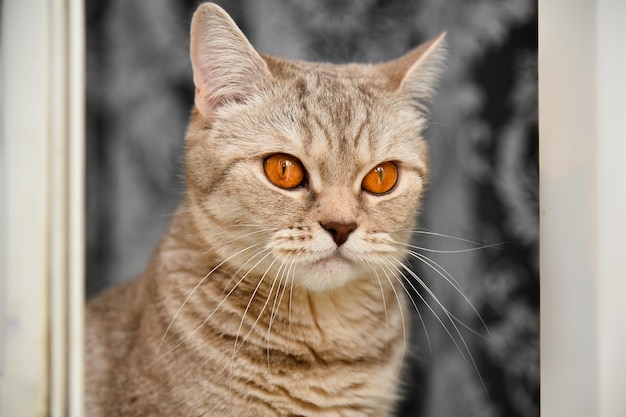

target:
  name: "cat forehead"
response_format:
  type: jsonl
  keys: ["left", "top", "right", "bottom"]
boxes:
{"left": 229, "top": 57, "right": 428, "bottom": 170}
{"left": 262, "top": 54, "right": 395, "bottom": 93}
{"left": 259, "top": 56, "right": 408, "bottom": 142}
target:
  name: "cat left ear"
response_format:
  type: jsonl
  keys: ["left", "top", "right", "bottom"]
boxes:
{"left": 190, "top": 3, "right": 271, "bottom": 121}
{"left": 382, "top": 32, "right": 447, "bottom": 112}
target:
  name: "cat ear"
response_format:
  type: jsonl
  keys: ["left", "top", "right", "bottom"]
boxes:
{"left": 382, "top": 33, "right": 447, "bottom": 112}
{"left": 190, "top": 3, "right": 271, "bottom": 121}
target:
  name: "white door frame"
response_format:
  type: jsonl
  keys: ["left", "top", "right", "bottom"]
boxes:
{"left": 1, "top": 1, "right": 85, "bottom": 416}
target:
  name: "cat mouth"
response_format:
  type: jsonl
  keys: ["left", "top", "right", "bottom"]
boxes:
{"left": 320, "top": 253, "right": 348, "bottom": 262}
{"left": 312, "top": 253, "right": 353, "bottom": 270}
{"left": 298, "top": 252, "right": 366, "bottom": 291}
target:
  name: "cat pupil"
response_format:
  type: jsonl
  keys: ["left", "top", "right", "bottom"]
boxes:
{"left": 377, "top": 166, "right": 384, "bottom": 182}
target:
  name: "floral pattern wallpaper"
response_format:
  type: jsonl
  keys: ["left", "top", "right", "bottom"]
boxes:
{"left": 86, "top": 1, "right": 538, "bottom": 416}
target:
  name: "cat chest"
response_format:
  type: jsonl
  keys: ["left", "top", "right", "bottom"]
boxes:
{"left": 212, "top": 339, "right": 404, "bottom": 416}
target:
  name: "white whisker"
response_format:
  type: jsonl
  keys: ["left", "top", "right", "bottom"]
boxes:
{"left": 398, "top": 240, "right": 504, "bottom": 254}
{"left": 223, "top": 227, "right": 281, "bottom": 246}
{"left": 155, "top": 241, "right": 265, "bottom": 357}
{"left": 233, "top": 260, "right": 287, "bottom": 357}
{"left": 266, "top": 259, "right": 294, "bottom": 370}
{"left": 377, "top": 257, "right": 431, "bottom": 354}
{"left": 232, "top": 255, "right": 280, "bottom": 352}
{"left": 221, "top": 245, "right": 275, "bottom": 294}
{"left": 149, "top": 246, "right": 273, "bottom": 368}
{"left": 229, "top": 254, "right": 280, "bottom": 391}
{"left": 376, "top": 262, "right": 410, "bottom": 374}
{"left": 287, "top": 261, "right": 296, "bottom": 336}
{"left": 366, "top": 262, "right": 390, "bottom": 359}
{"left": 407, "top": 250, "right": 491, "bottom": 341}
{"left": 390, "top": 256, "right": 487, "bottom": 391}
{"left": 405, "top": 229, "right": 485, "bottom": 245}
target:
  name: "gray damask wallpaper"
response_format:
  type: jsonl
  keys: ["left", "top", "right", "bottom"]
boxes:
{"left": 86, "top": 1, "right": 538, "bottom": 416}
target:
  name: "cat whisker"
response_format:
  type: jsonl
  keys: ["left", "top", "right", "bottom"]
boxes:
{"left": 266, "top": 261, "right": 292, "bottom": 371}
{"left": 378, "top": 262, "right": 410, "bottom": 374}
{"left": 221, "top": 245, "right": 276, "bottom": 300}
{"left": 365, "top": 262, "right": 391, "bottom": 359}
{"left": 188, "top": 225, "right": 278, "bottom": 249}
{"left": 229, "top": 254, "right": 280, "bottom": 391}
{"left": 193, "top": 226, "right": 278, "bottom": 249}
{"left": 390, "top": 256, "right": 487, "bottom": 391}
{"left": 280, "top": 260, "right": 296, "bottom": 322}
{"left": 447, "top": 312, "right": 493, "bottom": 341}
{"left": 376, "top": 257, "right": 431, "bottom": 354}
{"left": 150, "top": 246, "right": 273, "bottom": 368}
{"left": 287, "top": 261, "right": 296, "bottom": 336}
{"left": 232, "top": 255, "right": 280, "bottom": 353}
{"left": 393, "top": 228, "right": 488, "bottom": 246}
{"left": 391, "top": 258, "right": 468, "bottom": 355}
{"left": 233, "top": 260, "right": 287, "bottom": 358}
{"left": 399, "top": 241, "right": 504, "bottom": 254}
{"left": 155, "top": 241, "right": 265, "bottom": 357}
{"left": 427, "top": 120, "right": 457, "bottom": 129}
{"left": 247, "top": 260, "right": 285, "bottom": 371}
{"left": 223, "top": 227, "right": 281, "bottom": 246}
{"left": 270, "top": 260, "right": 300, "bottom": 368}
{"left": 404, "top": 248, "right": 464, "bottom": 294}
{"left": 229, "top": 223, "right": 281, "bottom": 229}
{"left": 386, "top": 258, "right": 459, "bottom": 353}
{"left": 367, "top": 262, "right": 392, "bottom": 359}
{"left": 406, "top": 249, "right": 492, "bottom": 341}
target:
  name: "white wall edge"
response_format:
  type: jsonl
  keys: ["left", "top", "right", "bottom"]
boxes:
{"left": 596, "top": 0, "right": 626, "bottom": 415}
{"left": 540, "top": 0, "right": 626, "bottom": 416}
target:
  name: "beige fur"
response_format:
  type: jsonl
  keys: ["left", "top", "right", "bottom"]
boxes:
{"left": 85, "top": 3, "right": 446, "bottom": 416}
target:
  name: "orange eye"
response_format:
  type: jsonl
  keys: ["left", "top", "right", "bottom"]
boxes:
{"left": 263, "top": 154, "right": 305, "bottom": 189}
{"left": 362, "top": 161, "right": 398, "bottom": 195}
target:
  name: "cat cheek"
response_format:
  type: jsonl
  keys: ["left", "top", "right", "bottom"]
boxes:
{"left": 239, "top": 185, "right": 308, "bottom": 226}
{"left": 369, "top": 194, "right": 422, "bottom": 228}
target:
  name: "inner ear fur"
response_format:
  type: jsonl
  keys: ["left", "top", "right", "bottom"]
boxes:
{"left": 190, "top": 3, "right": 272, "bottom": 121}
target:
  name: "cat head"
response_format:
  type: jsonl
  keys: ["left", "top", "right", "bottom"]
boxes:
{"left": 185, "top": 3, "right": 446, "bottom": 292}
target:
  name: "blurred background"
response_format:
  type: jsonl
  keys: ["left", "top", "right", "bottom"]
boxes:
{"left": 85, "top": 1, "right": 538, "bottom": 416}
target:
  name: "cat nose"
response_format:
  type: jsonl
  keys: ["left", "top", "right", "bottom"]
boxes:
{"left": 320, "top": 221, "right": 357, "bottom": 246}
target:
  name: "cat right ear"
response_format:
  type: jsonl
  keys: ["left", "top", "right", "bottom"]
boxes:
{"left": 381, "top": 32, "right": 447, "bottom": 114}
{"left": 190, "top": 3, "right": 271, "bottom": 121}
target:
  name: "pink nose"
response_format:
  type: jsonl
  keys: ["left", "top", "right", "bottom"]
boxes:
{"left": 320, "top": 221, "right": 357, "bottom": 246}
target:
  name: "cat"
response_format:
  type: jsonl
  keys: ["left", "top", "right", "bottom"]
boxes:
{"left": 85, "top": 2, "right": 446, "bottom": 416}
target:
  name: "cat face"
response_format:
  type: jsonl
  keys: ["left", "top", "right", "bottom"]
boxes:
{"left": 185, "top": 4, "right": 445, "bottom": 292}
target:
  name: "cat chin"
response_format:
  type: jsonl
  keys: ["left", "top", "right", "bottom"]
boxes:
{"left": 296, "top": 255, "right": 369, "bottom": 293}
